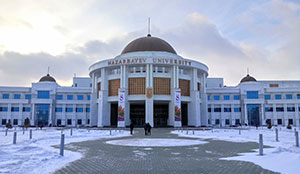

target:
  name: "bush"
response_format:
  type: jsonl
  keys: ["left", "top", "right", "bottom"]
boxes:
{"left": 287, "top": 124, "right": 292, "bottom": 129}
{"left": 267, "top": 123, "right": 272, "bottom": 129}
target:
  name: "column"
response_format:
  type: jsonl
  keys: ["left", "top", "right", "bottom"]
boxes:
{"left": 73, "top": 104, "right": 76, "bottom": 127}
{"left": 221, "top": 104, "right": 225, "bottom": 127}
{"left": 145, "top": 64, "right": 154, "bottom": 127}
{"left": 7, "top": 104, "right": 11, "bottom": 124}
{"left": 284, "top": 104, "right": 288, "bottom": 126}
{"left": 189, "top": 68, "right": 201, "bottom": 127}
{"left": 62, "top": 104, "right": 66, "bottom": 126}
{"left": 19, "top": 104, "right": 23, "bottom": 126}
{"left": 273, "top": 104, "right": 277, "bottom": 125}
{"left": 295, "top": 104, "right": 299, "bottom": 126}
{"left": 200, "top": 73, "right": 208, "bottom": 126}
{"left": 49, "top": 104, "right": 53, "bottom": 126}
{"left": 91, "top": 73, "right": 98, "bottom": 126}
{"left": 244, "top": 104, "right": 248, "bottom": 125}
{"left": 31, "top": 104, "right": 35, "bottom": 126}
{"left": 231, "top": 104, "right": 234, "bottom": 125}
{"left": 261, "top": 104, "right": 264, "bottom": 126}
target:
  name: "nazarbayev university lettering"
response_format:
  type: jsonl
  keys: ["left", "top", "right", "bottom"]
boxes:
{"left": 107, "top": 57, "right": 192, "bottom": 66}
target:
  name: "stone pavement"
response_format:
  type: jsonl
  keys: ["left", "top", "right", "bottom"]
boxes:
{"left": 55, "top": 128, "right": 278, "bottom": 174}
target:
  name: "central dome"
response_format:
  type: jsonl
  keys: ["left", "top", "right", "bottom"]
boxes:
{"left": 121, "top": 35, "right": 177, "bottom": 55}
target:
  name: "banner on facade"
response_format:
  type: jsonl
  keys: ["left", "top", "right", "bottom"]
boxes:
{"left": 118, "top": 90, "right": 125, "bottom": 122}
{"left": 174, "top": 90, "right": 181, "bottom": 122}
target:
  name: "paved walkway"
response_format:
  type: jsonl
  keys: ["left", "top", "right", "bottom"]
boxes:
{"left": 55, "top": 128, "right": 277, "bottom": 174}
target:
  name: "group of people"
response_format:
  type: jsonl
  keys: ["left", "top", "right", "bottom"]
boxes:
{"left": 129, "top": 121, "right": 152, "bottom": 136}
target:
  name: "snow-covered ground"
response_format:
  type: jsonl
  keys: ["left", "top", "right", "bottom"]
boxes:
{"left": 172, "top": 127, "right": 300, "bottom": 174}
{"left": 0, "top": 127, "right": 130, "bottom": 174}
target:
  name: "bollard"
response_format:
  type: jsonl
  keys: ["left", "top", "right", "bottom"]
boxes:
{"left": 70, "top": 128, "right": 72, "bottom": 136}
{"left": 192, "top": 130, "right": 194, "bottom": 135}
{"left": 13, "top": 132, "right": 17, "bottom": 144}
{"left": 296, "top": 131, "right": 299, "bottom": 147}
{"left": 60, "top": 134, "right": 65, "bottom": 156}
{"left": 186, "top": 129, "right": 188, "bottom": 135}
{"left": 275, "top": 128, "right": 279, "bottom": 142}
{"left": 5, "top": 129, "right": 8, "bottom": 136}
{"left": 239, "top": 128, "right": 241, "bottom": 135}
{"left": 29, "top": 129, "right": 32, "bottom": 139}
{"left": 259, "top": 134, "right": 263, "bottom": 155}
{"left": 110, "top": 129, "right": 112, "bottom": 135}
{"left": 211, "top": 129, "right": 213, "bottom": 133}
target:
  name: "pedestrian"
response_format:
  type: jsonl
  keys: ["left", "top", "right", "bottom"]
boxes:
{"left": 130, "top": 121, "right": 134, "bottom": 135}
{"left": 144, "top": 123, "right": 148, "bottom": 135}
{"left": 147, "top": 123, "right": 152, "bottom": 136}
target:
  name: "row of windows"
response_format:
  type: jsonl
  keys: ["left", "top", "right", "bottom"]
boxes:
{"left": 208, "top": 107, "right": 241, "bottom": 112}
{"left": 265, "top": 107, "right": 300, "bottom": 112}
{"left": 1, "top": 119, "right": 90, "bottom": 126}
{"left": 266, "top": 119, "right": 294, "bottom": 125}
{"left": 56, "top": 94, "right": 90, "bottom": 100}
{"left": 0, "top": 107, "right": 31, "bottom": 112}
{"left": 1, "top": 94, "right": 32, "bottom": 99}
{"left": 264, "top": 94, "right": 300, "bottom": 100}
{"left": 55, "top": 107, "right": 90, "bottom": 113}
{"left": 208, "top": 119, "right": 240, "bottom": 125}
{"left": 207, "top": 95, "right": 240, "bottom": 101}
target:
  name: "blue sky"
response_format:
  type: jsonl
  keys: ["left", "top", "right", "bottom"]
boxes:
{"left": 0, "top": 0, "right": 299, "bottom": 86}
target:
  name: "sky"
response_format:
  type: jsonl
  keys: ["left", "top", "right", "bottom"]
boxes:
{"left": 0, "top": 0, "right": 299, "bottom": 87}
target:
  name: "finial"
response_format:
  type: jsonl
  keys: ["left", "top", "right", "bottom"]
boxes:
{"left": 47, "top": 66, "right": 50, "bottom": 75}
{"left": 147, "top": 17, "right": 151, "bottom": 37}
{"left": 247, "top": 67, "right": 249, "bottom": 75}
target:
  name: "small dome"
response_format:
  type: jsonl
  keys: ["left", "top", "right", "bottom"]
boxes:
{"left": 121, "top": 35, "right": 177, "bottom": 54}
{"left": 39, "top": 74, "right": 56, "bottom": 82}
{"left": 240, "top": 74, "right": 256, "bottom": 83}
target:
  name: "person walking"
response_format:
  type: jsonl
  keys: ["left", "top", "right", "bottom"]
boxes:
{"left": 130, "top": 121, "right": 134, "bottom": 135}
{"left": 147, "top": 123, "right": 152, "bottom": 136}
{"left": 144, "top": 123, "right": 148, "bottom": 135}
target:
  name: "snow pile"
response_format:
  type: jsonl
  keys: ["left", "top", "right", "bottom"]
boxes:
{"left": 172, "top": 127, "right": 300, "bottom": 174}
{"left": 106, "top": 138, "right": 207, "bottom": 147}
{"left": 0, "top": 128, "right": 130, "bottom": 174}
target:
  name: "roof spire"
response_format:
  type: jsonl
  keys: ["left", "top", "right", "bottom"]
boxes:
{"left": 147, "top": 17, "right": 151, "bottom": 37}
{"left": 247, "top": 67, "right": 249, "bottom": 75}
{"left": 47, "top": 66, "right": 50, "bottom": 75}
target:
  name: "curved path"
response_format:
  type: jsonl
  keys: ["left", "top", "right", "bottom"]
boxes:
{"left": 55, "top": 128, "right": 277, "bottom": 174}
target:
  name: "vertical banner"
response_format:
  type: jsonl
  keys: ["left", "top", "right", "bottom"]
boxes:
{"left": 174, "top": 90, "right": 181, "bottom": 122}
{"left": 118, "top": 89, "right": 125, "bottom": 127}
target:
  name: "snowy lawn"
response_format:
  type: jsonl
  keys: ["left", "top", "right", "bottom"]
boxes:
{"left": 0, "top": 127, "right": 130, "bottom": 174}
{"left": 172, "top": 127, "right": 300, "bottom": 174}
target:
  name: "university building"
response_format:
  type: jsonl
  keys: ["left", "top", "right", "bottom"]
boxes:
{"left": 1, "top": 34, "right": 300, "bottom": 127}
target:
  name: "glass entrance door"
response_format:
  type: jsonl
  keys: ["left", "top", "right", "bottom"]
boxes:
{"left": 130, "top": 103, "right": 145, "bottom": 127}
{"left": 154, "top": 104, "right": 168, "bottom": 127}
{"left": 37, "top": 104, "right": 50, "bottom": 126}
{"left": 247, "top": 104, "right": 260, "bottom": 126}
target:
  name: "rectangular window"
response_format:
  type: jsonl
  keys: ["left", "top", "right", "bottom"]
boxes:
{"left": 297, "top": 94, "right": 300, "bottom": 99}
{"left": 275, "top": 94, "right": 281, "bottom": 100}
{"left": 224, "top": 108, "right": 231, "bottom": 112}
{"left": 25, "top": 94, "right": 31, "bottom": 99}
{"left": 235, "top": 119, "right": 240, "bottom": 125}
{"left": 214, "top": 95, "right": 220, "bottom": 100}
{"left": 225, "top": 119, "right": 230, "bottom": 125}
{"left": 234, "top": 95, "right": 240, "bottom": 100}
{"left": 246, "top": 91, "right": 259, "bottom": 99}
{"left": 207, "top": 96, "right": 210, "bottom": 101}
{"left": 208, "top": 108, "right": 211, "bottom": 112}
{"left": 77, "top": 119, "right": 82, "bottom": 125}
{"left": 2, "top": 94, "right": 9, "bottom": 99}
{"left": 215, "top": 119, "right": 220, "bottom": 125}
{"left": 265, "top": 107, "right": 273, "bottom": 112}
{"left": 266, "top": 119, "right": 271, "bottom": 125}
{"left": 22, "top": 107, "right": 31, "bottom": 112}
{"left": 55, "top": 107, "right": 63, "bottom": 112}
{"left": 286, "top": 94, "right": 292, "bottom": 100}
{"left": 214, "top": 108, "right": 221, "bottom": 112}
{"left": 287, "top": 107, "right": 295, "bottom": 112}
{"left": 87, "top": 95, "right": 91, "bottom": 100}
{"left": 67, "top": 95, "right": 73, "bottom": 100}
{"left": 77, "top": 95, "right": 84, "bottom": 100}
{"left": 264, "top": 95, "right": 271, "bottom": 100}
{"left": 76, "top": 108, "right": 83, "bottom": 112}
{"left": 2, "top": 119, "right": 6, "bottom": 125}
{"left": 57, "top": 119, "right": 62, "bottom": 126}
{"left": 67, "top": 119, "right": 72, "bottom": 125}
{"left": 234, "top": 108, "right": 241, "bottom": 112}
{"left": 208, "top": 119, "right": 211, "bottom": 125}
{"left": 13, "top": 119, "right": 18, "bottom": 125}
{"left": 277, "top": 119, "right": 282, "bottom": 125}
{"left": 11, "top": 107, "right": 19, "bottom": 112}
{"left": 224, "top": 95, "right": 230, "bottom": 100}
{"left": 66, "top": 108, "right": 73, "bottom": 112}
{"left": 86, "top": 108, "right": 90, "bottom": 113}
{"left": 57, "top": 95, "right": 63, "bottom": 100}
{"left": 288, "top": 119, "right": 293, "bottom": 125}
{"left": 14, "top": 94, "right": 21, "bottom": 99}
{"left": 276, "top": 107, "right": 284, "bottom": 112}
{"left": 37, "top": 91, "right": 50, "bottom": 99}
{"left": 0, "top": 107, "right": 8, "bottom": 112}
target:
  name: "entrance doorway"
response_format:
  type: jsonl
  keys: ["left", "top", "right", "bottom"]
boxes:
{"left": 130, "top": 103, "right": 145, "bottom": 127}
{"left": 110, "top": 103, "right": 118, "bottom": 127}
{"left": 181, "top": 103, "right": 188, "bottom": 126}
{"left": 154, "top": 104, "right": 168, "bottom": 127}
{"left": 247, "top": 104, "right": 260, "bottom": 126}
{"left": 37, "top": 104, "right": 49, "bottom": 126}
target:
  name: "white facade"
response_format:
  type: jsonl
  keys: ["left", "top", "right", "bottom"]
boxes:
{"left": 0, "top": 35, "right": 300, "bottom": 128}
